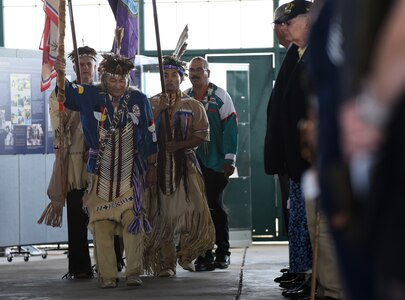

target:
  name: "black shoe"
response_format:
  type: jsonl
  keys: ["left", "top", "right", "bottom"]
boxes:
{"left": 195, "top": 257, "right": 215, "bottom": 272}
{"left": 214, "top": 255, "right": 230, "bottom": 269}
{"left": 282, "top": 279, "right": 311, "bottom": 298}
{"left": 62, "top": 270, "right": 93, "bottom": 279}
{"left": 74, "top": 272, "right": 93, "bottom": 279}
{"left": 275, "top": 272, "right": 298, "bottom": 283}
{"left": 117, "top": 259, "right": 125, "bottom": 272}
{"left": 279, "top": 277, "right": 304, "bottom": 290}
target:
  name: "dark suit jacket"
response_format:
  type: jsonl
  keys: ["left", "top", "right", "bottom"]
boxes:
{"left": 264, "top": 44, "right": 309, "bottom": 181}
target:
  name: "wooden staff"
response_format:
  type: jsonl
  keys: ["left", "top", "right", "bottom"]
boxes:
{"left": 310, "top": 196, "right": 321, "bottom": 300}
{"left": 54, "top": 0, "right": 67, "bottom": 227}
{"left": 67, "top": 0, "right": 81, "bottom": 83}
{"left": 57, "top": 0, "right": 67, "bottom": 213}
{"left": 57, "top": 0, "right": 66, "bottom": 105}
{"left": 57, "top": 0, "right": 66, "bottom": 161}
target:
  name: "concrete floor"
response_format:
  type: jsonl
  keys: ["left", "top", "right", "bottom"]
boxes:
{"left": 0, "top": 243, "right": 289, "bottom": 300}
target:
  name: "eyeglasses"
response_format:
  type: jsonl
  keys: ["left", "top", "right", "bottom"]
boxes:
{"left": 189, "top": 67, "right": 207, "bottom": 73}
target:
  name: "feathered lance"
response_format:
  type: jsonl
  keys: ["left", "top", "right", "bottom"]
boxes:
{"left": 151, "top": 0, "right": 172, "bottom": 145}
{"left": 152, "top": 0, "right": 166, "bottom": 94}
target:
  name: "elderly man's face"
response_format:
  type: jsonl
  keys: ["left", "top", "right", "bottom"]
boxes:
{"left": 106, "top": 75, "right": 128, "bottom": 97}
{"left": 274, "top": 23, "right": 291, "bottom": 48}
{"left": 189, "top": 59, "right": 210, "bottom": 89}
{"left": 285, "top": 14, "right": 309, "bottom": 47}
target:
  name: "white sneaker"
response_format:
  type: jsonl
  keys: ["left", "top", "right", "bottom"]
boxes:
{"left": 158, "top": 269, "right": 176, "bottom": 277}
{"left": 126, "top": 275, "right": 143, "bottom": 286}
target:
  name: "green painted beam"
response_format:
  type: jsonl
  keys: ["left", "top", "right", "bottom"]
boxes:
{"left": 0, "top": 0, "right": 4, "bottom": 46}
{"left": 138, "top": 0, "right": 144, "bottom": 54}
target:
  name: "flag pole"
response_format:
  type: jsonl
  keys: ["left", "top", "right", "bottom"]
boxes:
{"left": 152, "top": 0, "right": 166, "bottom": 93}
{"left": 151, "top": 0, "right": 172, "bottom": 143}
{"left": 67, "top": 0, "right": 81, "bottom": 83}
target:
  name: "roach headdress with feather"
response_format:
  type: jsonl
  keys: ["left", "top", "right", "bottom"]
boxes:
{"left": 163, "top": 25, "right": 188, "bottom": 77}
{"left": 67, "top": 46, "right": 97, "bottom": 62}
{"left": 98, "top": 27, "right": 135, "bottom": 77}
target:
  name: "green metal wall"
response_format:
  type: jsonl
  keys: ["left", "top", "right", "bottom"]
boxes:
{"left": 206, "top": 54, "right": 279, "bottom": 240}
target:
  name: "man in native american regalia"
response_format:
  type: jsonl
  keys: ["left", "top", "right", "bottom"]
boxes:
{"left": 54, "top": 42, "right": 158, "bottom": 288}
{"left": 144, "top": 55, "right": 215, "bottom": 277}
{"left": 47, "top": 46, "right": 97, "bottom": 279}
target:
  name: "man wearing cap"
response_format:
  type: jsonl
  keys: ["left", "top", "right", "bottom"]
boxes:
{"left": 264, "top": 3, "right": 300, "bottom": 248}
{"left": 275, "top": 1, "right": 345, "bottom": 299}
{"left": 54, "top": 48, "right": 158, "bottom": 288}
{"left": 273, "top": 3, "right": 292, "bottom": 49}
{"left": 145, "top": 55, "right": 215, "bottom": 278}
{"left": 48, "top": 46, "right": 97, "bottom": 279}
{"left": 265, "top": 0, "right": 314, "bottom": 298}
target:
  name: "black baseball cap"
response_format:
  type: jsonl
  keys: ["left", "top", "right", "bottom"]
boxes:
{"left": 274, "top": 3, "right": 288, "bottom": 23}
{"left": 274, "top": 0, "right": 312, "bottom": 24}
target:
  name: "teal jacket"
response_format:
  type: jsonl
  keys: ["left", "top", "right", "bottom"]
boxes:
{"left": 185, "top": 83, "right": 238, "bottom": 173}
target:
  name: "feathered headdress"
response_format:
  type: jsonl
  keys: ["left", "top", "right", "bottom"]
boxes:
{"left": 163, "top": 25, "right": 188, "bottom": 76}
{"left": 98, "top": 27, "right": 134, "bottom": 76}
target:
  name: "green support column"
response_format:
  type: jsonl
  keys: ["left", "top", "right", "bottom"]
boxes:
{"left": 273, "top": 0, "right": 282, "bottom": 74}
{"left": 138, "top": 0, "right": 144, "bottom": 54}
{"left": 0, "top": 0, "right": 4, "bottom": 47}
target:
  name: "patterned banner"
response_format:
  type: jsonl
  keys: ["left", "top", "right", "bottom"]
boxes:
{"left": 39, "top": 0, "right": 59, "bottom": 92}
{"left": 108, "top": 0, "right": 139, "bottom": 83}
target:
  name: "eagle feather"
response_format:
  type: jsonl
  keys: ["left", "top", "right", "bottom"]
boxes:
{"left": 173, "top": 25, "right": 188, "bottom": 59}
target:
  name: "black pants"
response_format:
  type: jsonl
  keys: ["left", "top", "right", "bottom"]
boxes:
{"left": 200, "top": 163, "right": 230, "bottom": 258}
{"left": 278, "top": 173, "right": 290, "bottom": 236}
{"left": 66, "top": 189, "right": 92, "bottom": 275}
{"left": 114, "top": 235, "right": 125, "bottom": 270}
